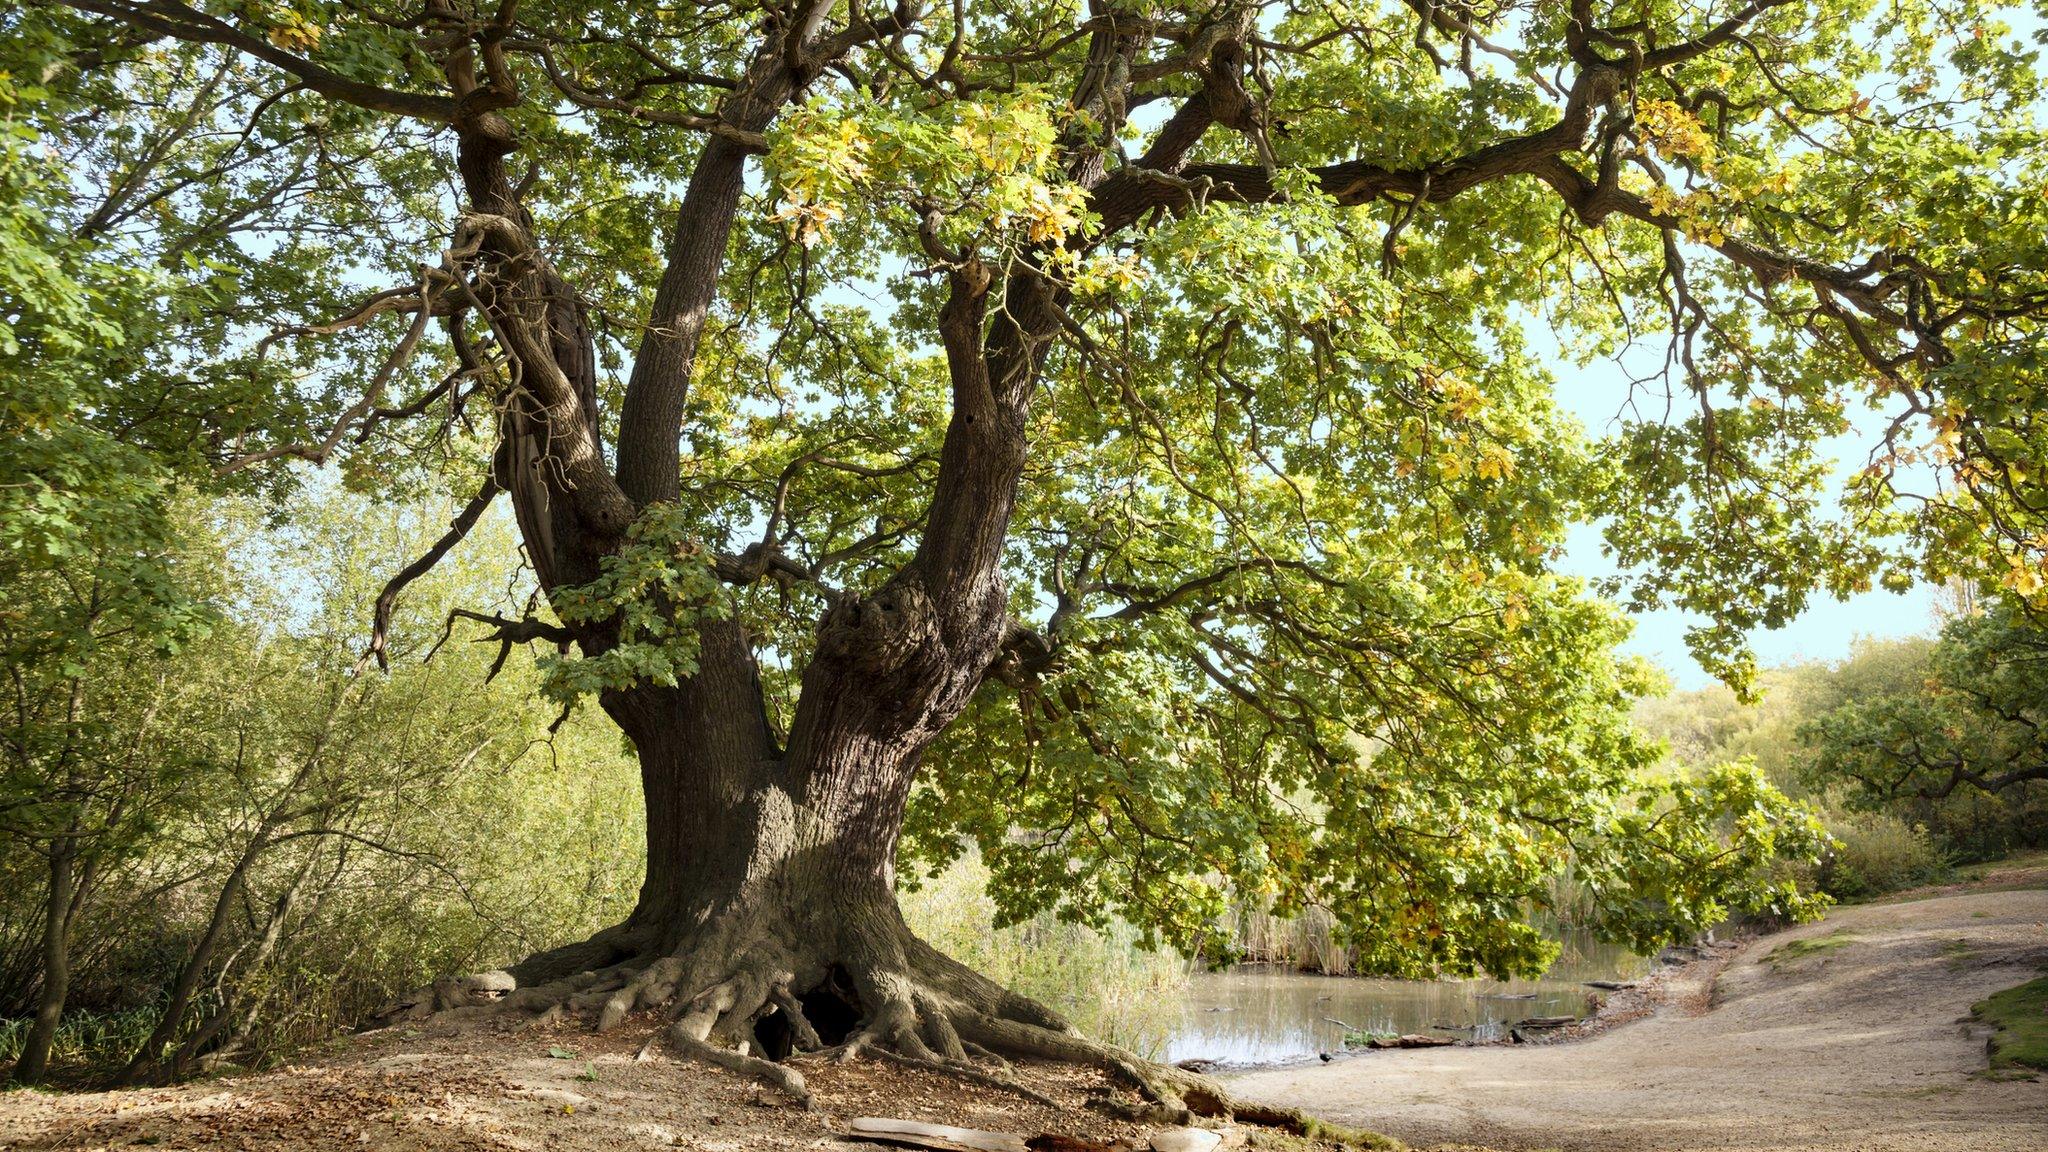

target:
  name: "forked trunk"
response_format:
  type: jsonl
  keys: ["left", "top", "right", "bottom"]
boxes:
{"left": 494, "top": 595, "right": 1059, "bottom": 1065}
{"left": 417, "top": 51, "right": 1196, "bottom": 1102}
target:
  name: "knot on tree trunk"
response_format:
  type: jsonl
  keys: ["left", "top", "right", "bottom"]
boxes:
{"left": 817, "top": 579, "right": 942, "bottom": 675}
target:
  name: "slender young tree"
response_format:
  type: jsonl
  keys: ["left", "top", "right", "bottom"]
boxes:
{"left": 16, "top": 0, "right": 2047, "bottom": 1108}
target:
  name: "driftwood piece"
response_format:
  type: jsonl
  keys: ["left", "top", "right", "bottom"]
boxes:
{"left": 1365, "top": 1033, "right": 1458, "bottom": 1049}
{"left": 847, "top": 1117, "right": 1030, "bottom": 1152}
{"left": 1584, "top": 980, "right": 1636, "bottom": 991}
{"left": 1516, "top": 1015, "right": 1577, "bottom": 1028}
{"left": 1149, "top": 1126, "right": 1224, "bottom": 1152}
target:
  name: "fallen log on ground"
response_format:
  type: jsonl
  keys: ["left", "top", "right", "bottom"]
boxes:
{"left": 846, "top": 1118, "right": 1030, "bottom": 1152}
{"left": 1365, "top": 1033, "right": 1459, "bottom": 1049}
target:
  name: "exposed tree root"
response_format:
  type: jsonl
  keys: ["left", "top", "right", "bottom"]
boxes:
{"left": 382, "top": 916, "right": 1356, "bottom": 1145}
{"left": 668, "top": 1031, "right": 812, "bottom": 1105}
{"left": 843, "top": 1044, "right": 1059, "bottom": 1107}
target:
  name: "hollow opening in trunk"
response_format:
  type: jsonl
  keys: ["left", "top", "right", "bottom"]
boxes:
{"left": 751, "top": 964, "right": 864, "bottom": 1061}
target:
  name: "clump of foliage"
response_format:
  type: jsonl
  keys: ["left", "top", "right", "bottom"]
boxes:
{"left": 0, "top": 491, "right": 643, "bottom": 1084}
{"left": 1638, "top": 616, "right": 2048, "bottom": 901}
{"left": 1811, "top": 812, "right": 1949, "bottom": 901}
{"left": 538, "top": 504, "right": 729, "bottom": 701}
{"left": 1805, "top": 604, "right": 2048, "bottom": 814}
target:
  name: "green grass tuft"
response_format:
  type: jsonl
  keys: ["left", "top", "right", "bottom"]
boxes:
{"left": 1972, "top": 975, "right": 2048, "bottom": 1076}
{"left": 1246, "top": 1119, "right": 1405, "bottom": 1151}
{"left": 1766, "top": 930, "right": 1857, "bottom": 966}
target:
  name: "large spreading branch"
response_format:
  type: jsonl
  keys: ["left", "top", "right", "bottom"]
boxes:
{"left": 613, "top": 0, "right": 918, "bottom": 506}
{"left": 1080, "top": 1, "right": 1956, "bottom": 401}
{"left": 56, "top": 0, "right": 463, "bottom": 123}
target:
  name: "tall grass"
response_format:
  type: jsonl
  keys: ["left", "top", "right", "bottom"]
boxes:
{"left": 1222, "top": 902, "right": 1354, "bottom": 974}
{"left": 1222, "top": 871, "right": 1606, "bottom": 977}
{"left": 899, "top": 853, "right": 1189, "bottom": 1050}
{"left": 0, "top": 1006, "right": 161, "bottom": 1079}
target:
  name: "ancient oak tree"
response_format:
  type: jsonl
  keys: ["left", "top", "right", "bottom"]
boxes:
{"left": 24, "top": 0, "right": 2048, "bottom": 1105}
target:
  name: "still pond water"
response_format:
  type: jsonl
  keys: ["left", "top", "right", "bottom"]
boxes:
{"left": 1153, "top": 933, "right": 1649, "bottom": 1066}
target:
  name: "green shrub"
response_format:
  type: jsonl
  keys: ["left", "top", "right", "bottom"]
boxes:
{"left": 1814, "top": 812, "right": 1946, "bottom": 900}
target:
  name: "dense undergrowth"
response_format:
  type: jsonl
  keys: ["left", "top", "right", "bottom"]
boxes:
{"left": 1634, "top": 635, "right": 2048, "bottom": 906}
{"left": 0, "top": 490, "right": 645, "bottom": 1085}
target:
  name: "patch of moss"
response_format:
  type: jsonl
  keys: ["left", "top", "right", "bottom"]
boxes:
{"left": 1246, "top": 1119, "right": 1405, "bottom": 1151}
{"left": 1972, "top": 975, "right": 2048, "bottom": 1077}
{"left": 1245, "top": 1123, "right": 1409, "bottom": 1147}
{"left": 1767, "top": 930, "right": 1857, "bottom": 967}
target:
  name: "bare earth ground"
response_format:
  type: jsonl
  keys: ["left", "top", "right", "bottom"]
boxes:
{"left": 5, "top": 865, "right": 2044, "bottom": 1152}
{"left": 0, "top": 1014, "right": 1308, "bottom": 1152}
{"left": 1228, "top": 879, "right": 2048, "bottom": 1152}
{"left": 3, "top": 1024, "right": 1142, "bottom": 1152}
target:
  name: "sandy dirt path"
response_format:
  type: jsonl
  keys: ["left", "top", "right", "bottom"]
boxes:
{"left": 1226, "top": 886, "right": 2048, "bottom": 1151}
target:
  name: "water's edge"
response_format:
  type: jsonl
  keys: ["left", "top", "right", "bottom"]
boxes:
{"left": 1154, "top": 935, "right": 1648, "bottom": 1068}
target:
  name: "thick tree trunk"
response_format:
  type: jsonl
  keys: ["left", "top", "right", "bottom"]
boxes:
{"left": 13, "top": 845, "right": 74, "bottom": 1085}
{"left": 493, "top": 591, "right": 1063, "bottom": 1059}
{"left": 462, "top": 661, "right": 1271, "bottom": 1124}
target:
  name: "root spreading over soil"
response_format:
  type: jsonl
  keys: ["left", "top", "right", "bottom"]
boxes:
{"left": 364, "top": 901, "right": 1341, "bottom": 1144}
{"left": 0, "top": 1015, "right": 1383, "bottom": 1152}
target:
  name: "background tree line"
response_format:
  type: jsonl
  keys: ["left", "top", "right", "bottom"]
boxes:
{"left": 1637, "top": 593, "right": 2048, "bottom": 903}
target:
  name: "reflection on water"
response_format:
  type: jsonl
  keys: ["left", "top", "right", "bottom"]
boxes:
{"left": 1143, "top": 931, "right": 1648, "bottom": 1066}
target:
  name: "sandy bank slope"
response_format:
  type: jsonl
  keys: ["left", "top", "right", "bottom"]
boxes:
{"left": 1226, "top": 887, "right": 2048, "bottom": 1151}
